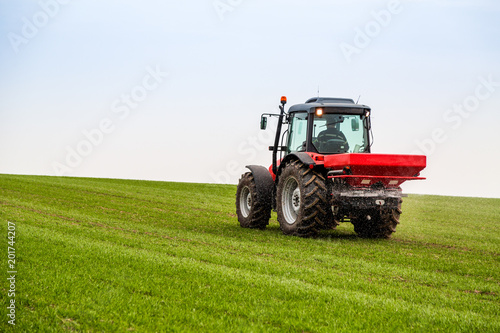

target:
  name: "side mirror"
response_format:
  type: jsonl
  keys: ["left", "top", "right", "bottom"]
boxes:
{"left": 260, "top": 116, "right": 268, "bottom": 130}
{"left": 351, "top": 118, "right": 359, "bottom": 131}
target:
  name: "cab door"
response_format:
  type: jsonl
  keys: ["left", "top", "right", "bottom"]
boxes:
{"left": 286, "top": 112, "right": 308, "bottom": 154}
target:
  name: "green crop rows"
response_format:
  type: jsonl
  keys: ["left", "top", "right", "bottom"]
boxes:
{"left": 0, "top": 174, "right": 499, "bottom": 332}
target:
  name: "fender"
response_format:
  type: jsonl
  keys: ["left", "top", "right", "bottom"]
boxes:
{"left": 245, "top": 165, "right": 274, "bottom": 203}
{"left": 276, "top": 152, "right": 316, "bottom": 177}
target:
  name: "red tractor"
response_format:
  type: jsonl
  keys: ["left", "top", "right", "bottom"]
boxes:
{"left": 236, "top": 96, "right": 426, "bottom": 238}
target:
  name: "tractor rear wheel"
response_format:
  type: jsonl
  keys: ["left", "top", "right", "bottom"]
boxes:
{"left": 276, "top": 160, "right": 333, "bottom": 237}
{"left": 351, "top": 199, "right": 402, "bottom": 239}
{"left": 236, "top": 172, "right": 271, "bottom": 229}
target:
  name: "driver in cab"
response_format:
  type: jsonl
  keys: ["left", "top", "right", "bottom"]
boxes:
{"left": 317, "top": 117, "right": 349, "bottom": 153}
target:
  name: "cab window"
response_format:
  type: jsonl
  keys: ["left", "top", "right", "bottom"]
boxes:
{"left": 287, "top": 112, "right": 308, "bottom": 153}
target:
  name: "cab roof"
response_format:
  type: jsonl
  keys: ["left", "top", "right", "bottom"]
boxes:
{"left": 288, "top": 97, "right": 370, "bottom": 114}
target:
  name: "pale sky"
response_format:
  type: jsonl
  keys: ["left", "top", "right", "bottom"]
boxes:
{"left": 1, "top": 0, "right": 499, "bottom": 198}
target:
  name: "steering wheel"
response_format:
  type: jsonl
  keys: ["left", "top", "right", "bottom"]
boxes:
{"left": 321, "top": 138, "right": 349, "bottom": 153}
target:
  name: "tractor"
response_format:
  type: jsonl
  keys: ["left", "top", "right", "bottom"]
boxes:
{"left": 236, "top": 96, "right": 426, "bottom": 238}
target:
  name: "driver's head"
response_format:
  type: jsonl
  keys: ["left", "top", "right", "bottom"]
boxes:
{"left": 325, "top": 116, "right": 343, "bottom": 129}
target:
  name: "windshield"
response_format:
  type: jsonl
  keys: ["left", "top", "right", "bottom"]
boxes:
{"left": 312, "top": 114, "right": 368, "bottom": 154}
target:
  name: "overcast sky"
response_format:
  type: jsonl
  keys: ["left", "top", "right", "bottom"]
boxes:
{"left": 1, "top": 0, "right": 499, "bottom": 198}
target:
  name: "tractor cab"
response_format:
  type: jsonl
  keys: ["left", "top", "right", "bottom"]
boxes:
{"left": 285, "top": 98, "right": 371, "bottom": 155}
{"left": 261, "top": 97, "right": 372, "bottom": 175}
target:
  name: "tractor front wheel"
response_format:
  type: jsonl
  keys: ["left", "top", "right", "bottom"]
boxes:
{"left": 276, "top": 161, "right": 333, "bottom": 237}
{"left": 236, "top": 172, "right": 271, "bottom": 229}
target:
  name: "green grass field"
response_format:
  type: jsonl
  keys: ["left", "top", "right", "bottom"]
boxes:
{"left": 1, "top": 174, "right": 499, "bottom": 332}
